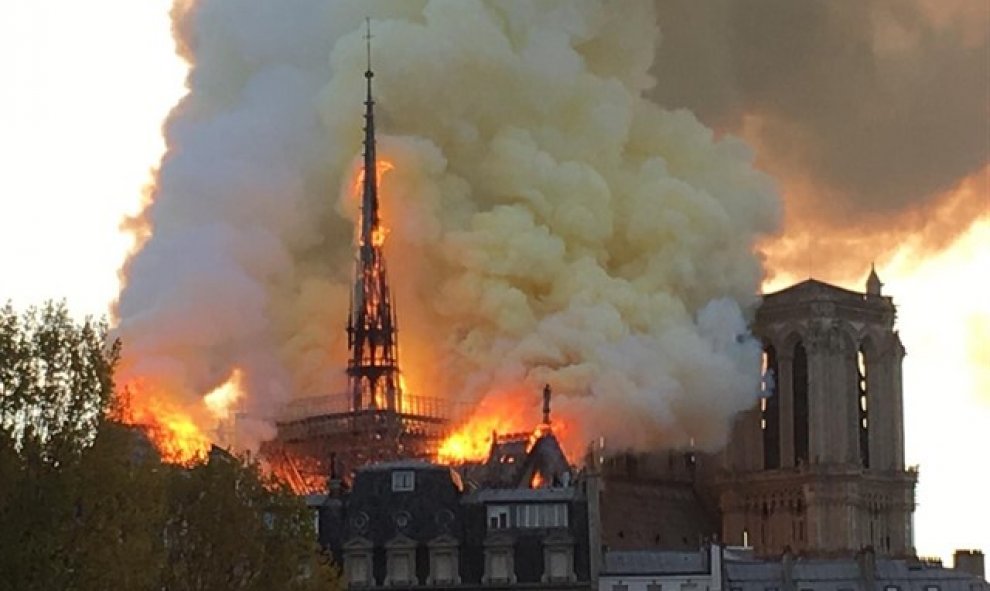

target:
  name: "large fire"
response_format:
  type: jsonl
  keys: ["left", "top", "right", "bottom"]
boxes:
{"left": 437, "top": 385, "right": 574, "bottom": 465}
{"left": 119, "top": 368, "right": 245, "bottom": 464}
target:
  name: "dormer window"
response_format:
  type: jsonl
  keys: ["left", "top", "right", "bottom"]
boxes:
{"left": 392, "top": 470, "right": 415, "bottom": 492}
{"left": 487, "top": 505, "right": 510, "bottom": 529}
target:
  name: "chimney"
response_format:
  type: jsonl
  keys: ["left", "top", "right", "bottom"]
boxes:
{"left": 954, "top": 550, "right": 985, "bottom": 579}
{"left": 328, "top": 452, "right": 344, "bottom": 497}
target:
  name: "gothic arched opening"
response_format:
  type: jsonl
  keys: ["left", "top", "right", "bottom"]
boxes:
{"left": 793, "top": 342, "right": 809, "bottom": 465}
{"left": 761, "top": 344, "right": 780, "bottom": 470}
{"left": 857, "top": 343, "right": 871, "bottom": 468}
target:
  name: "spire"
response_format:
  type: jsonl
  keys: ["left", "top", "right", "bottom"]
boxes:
{"left": 360, "top": 17, "right": 378, "bottom": 258}
{"left": 866, "top": 262, "right": 883, "bottom": 296}
{"left": 346, "top": 19, "right": 402, "bottom": 416}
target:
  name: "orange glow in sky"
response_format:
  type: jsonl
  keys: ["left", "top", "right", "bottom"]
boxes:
{"left": 1, "top": 0, "right": 985, "bottom": 565}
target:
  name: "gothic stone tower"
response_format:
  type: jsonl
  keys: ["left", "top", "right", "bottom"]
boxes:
{"left": 718, "top": 273, "right": 917, "bottom": 557}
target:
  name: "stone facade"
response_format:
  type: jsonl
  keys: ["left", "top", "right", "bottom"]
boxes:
{"left": 718, "top": 278, "right": 917, "bottom": 558}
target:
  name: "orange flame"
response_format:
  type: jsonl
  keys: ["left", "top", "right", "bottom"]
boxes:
{"left": 437, "top": 385, "right": 574, "bottom": 465}
{"left": 203, "top": 368, "right": 244, "bottom": 420}
{"left": 351, "top": 159, "right": 395, "bottom": 247}
{"left": 119, "top": 368, "right": 245, "bottom": 464}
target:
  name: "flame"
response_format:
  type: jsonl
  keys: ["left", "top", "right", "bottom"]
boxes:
{"left": 118, "top": 385, "right": 211, "bottom": 464}
{"left": 372, "top": 225, "right": 389, "bottom": 248}
{"left": 203, "top": 367, "right": 245, "bottom": 420}
{"left": 118, "top": 368, "right": 245, "bottom": 464}
{"left": 530, "top": 471, "right": 544, "bottom": 489}
{"left": 351, "top": 159, "right": 395, "bottom": 247}
{"left": 351, "top": 159, "right": 395, "bottom": 195}
{"left": 437, "top": 385, "right": 574, "bottom": 465}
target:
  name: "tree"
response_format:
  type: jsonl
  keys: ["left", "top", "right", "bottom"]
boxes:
{"left": 0, "top": 301, "right": 124, "bottom": 591}
{"left": 162, "top": 451, "right": 339, "bottom": 591}
{"left": 0, "top": 300, "right": 119, "bottom": 460}
{"left": 0, "top": 302, "right": 341, "bottom": 591}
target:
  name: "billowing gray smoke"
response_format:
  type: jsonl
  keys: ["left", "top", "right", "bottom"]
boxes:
{"left": 115, "top": 0, "right": 781, "bottom": 454}
{"left": 649, "top": 0, "right": 989, "bottom": 278}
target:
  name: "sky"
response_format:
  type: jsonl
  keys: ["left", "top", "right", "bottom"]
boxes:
{"left": 1, "top": 0, "right": 987, "bottom": 565}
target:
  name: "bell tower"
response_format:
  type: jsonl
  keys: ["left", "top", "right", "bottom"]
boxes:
{"left": 719, "top": 272, "right": 917, "bottom": 557}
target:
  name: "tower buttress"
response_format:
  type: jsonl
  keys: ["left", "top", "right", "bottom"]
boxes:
{"left": 346, "top": 20, "right": 402, "bottom": 415}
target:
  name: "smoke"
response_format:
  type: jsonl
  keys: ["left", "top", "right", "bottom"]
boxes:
{"left": 648, "top": 0, "right": 990, "bottom": 282}
{"left": 115, "top": 0, "right": 780, "bottom": 454}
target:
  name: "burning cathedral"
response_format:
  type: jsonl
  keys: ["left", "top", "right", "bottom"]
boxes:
{"left": 262, "top": 35, "right": 924, "bottom": 568}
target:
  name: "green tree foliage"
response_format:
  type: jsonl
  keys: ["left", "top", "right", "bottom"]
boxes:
{"left": 0, "top": 302, "right": 341, "bottom": 591}
{"left": 163, "top": 452, "right": 339, "bottom": 591}
{"left": 0, "top": 300, "right": 119, "bottom": 460}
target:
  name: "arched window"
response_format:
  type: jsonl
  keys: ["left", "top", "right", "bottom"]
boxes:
{"left": 793, "top": 342, "right": 809, "bottom": 465}
{"left": 857, "top": 344, "right": 870, "bottom": 468}
{"left": 761, "top": 345, "right": 780, "bottom": 469}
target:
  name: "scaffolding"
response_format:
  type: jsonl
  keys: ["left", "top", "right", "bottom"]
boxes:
{"left": 261, "top": 393, "right": 452, "bottom": 493}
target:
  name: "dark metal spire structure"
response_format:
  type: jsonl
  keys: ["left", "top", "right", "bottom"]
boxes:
{"left": 346, "top": 19, "right": 402, "bottom": 414}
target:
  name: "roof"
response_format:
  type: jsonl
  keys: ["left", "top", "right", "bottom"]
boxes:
{"left": 725, "top": 557, "right": 986, "bottom": 585}
{"left": 356, "top": 459, "right": 449, "bottom": 472}
{"left": 464, "top": 486, "right": 579, "bottom": 504}
{"left": 762, "top": 278, "right": 865, "bottom": 300}
{"left": 603, "top": 550, "right": 708, "bottom": 575}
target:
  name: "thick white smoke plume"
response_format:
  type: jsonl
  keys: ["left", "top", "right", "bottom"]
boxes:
{"left": 116, "top": 0, "right": 780, "bottom": 454}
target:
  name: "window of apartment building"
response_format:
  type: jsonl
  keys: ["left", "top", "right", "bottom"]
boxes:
{"left": 347, "top": 554, "right": 369, "bottom": 587}
{"left": 542, "top": 532, "right": 575, "bottom": 583}
{"left": 612, "top": 585, "right": 629, "bottom": 591}
{"left": 387, "top": 553, "right": 413, "bottom": 586}
{"left": 514, "top": 503, "right": 568, "bottom": 528}
{"left": 385, "top": 535, "right": 417, "bottom": 587}
{"left": 483, "top": 547, "right": 515, "bottom": 584}
{"left": 884, "top": 586, "right": 901, "bottom": 591}
{"left": 682, "top": 582, "right": 698, "bottom": 591}
{"left": 343, "top": 538, "right": 373, "bottom": 588}
{"left": 432, "top": 550, "right": 455, "bottom": 584}
{"left": 548, "top": 548, "right": 570, "bottom": 580}
{"left": 487, "top": 505, "right": 510, "bottom": 529}
{"left": 647, "top": 583, "right": 662, "bottom": 591}
{"left": 427, "top": 535, "right": 460, "bottom": 586}
{"left": 924, "top": 586, "right": 940, "bottom": 591}
{"left": 391, "top": 470, "right": 415, "bottom": 492}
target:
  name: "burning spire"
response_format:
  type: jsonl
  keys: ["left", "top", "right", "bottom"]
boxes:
{"left": 346, "top": 19, "right": 402, "bottom": 414}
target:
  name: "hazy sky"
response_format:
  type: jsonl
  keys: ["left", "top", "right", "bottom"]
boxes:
{"left": 1, "top": 0, "right": 987, "bottom": 564}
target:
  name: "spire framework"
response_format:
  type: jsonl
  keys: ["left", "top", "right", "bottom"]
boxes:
{"left": 346, "top": 19, "right": 402, "bottom": 415}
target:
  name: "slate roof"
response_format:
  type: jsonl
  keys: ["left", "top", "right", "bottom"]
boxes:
{"left": 464, "top": 486, "right": 578, "bottom": 504}
{"left": 724, "top": 557, "right": 987, "bottom": 588}
{"left": 603, "top": 550, "right": 708, "bottom": 575}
